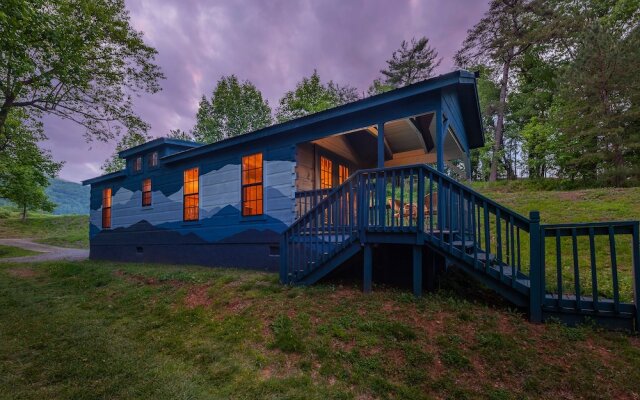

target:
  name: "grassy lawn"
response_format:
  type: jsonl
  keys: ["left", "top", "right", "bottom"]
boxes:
{"left": 0, "top": 244, "right": 40, "bottom": 259}
{"left": 0, "top": 260, "right": 639, "bottom": 399}
{"left": 471, "top": 183, "right": 640, "bottom": 303}
{"left": 0, "top": 211, "right": 88, "bottom": 249}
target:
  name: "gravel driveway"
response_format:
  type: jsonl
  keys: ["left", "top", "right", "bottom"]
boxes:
{"left": 0, "top": 238, "right": 88, "bottom": 263}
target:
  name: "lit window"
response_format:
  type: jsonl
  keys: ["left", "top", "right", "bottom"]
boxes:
{"left": 142, "top": 178, "right": 152, "bottom": 207}
{"left": 102, "top": 188, "right": 112, "bottom": 229}
{"left": 183, "top": 168, "right": 199, "bottom": 221}
{"left": 241, "top": 153, "right": 263, "bottom": 216}
{"left": 320, "top": 156, "right": 333, "bottom": 189}
{"left": 133, "top": 156, "right": 142, "bottom": 172}
{"left": 148, "top": 152, "right": 158, "bottom": 167}
{"left": 339, "top": 164, "right": 350, "bottom": 184}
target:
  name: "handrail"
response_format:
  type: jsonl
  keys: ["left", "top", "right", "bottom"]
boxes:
{"left": 283, "top": 163, "right": 639, "bottom": 331}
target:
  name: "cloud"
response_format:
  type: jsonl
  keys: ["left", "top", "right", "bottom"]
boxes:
{"left": 45, "top": 0, "right": 487, "bottom": 182}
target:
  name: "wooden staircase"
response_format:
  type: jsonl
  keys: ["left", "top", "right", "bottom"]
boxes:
{"left": 281, "top": 164, "right": 640, "bottom": 331}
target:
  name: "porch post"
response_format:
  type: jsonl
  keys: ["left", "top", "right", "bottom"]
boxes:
{"left": 412, "top": 245, "right": 422, "bottom": 297}
{"left": 436, "top": 109, "right": 445, "bottom": 173}
{"left": 377, "top": 122, "right": 385, "bottom": 168}
{"left": 363, "top": 244, "right": 373, "bottom": 293}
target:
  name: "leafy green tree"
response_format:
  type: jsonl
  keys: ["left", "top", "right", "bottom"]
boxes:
{"left": 276, "top": 71, "right": 359, "bottom": 123}
{"left": 193, "top": 75, "right": 272, "bottom": 143}
{"left": 101, "top": 130, "right": 150, "bottom": 173}
{"left": 455, "top": 0, "right": 545, "bottom": 181}
{"left": 0, "top": 0, "right": 164, "bottom": 151}
{"left": 0, "top": 110, "right": 61, "bottom": 220}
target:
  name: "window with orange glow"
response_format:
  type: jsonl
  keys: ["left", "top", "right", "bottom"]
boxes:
{"left": 320, "top": 156, "right": 333, "bottom": 189}
{"left": 142, "top": 178, "right": 152, "bottom": 207}
{"left": 102, "top": 188, "right": 112, "bottom": 229}
{"left": 241, "top": 153, "right": 263, "bottom": 216}
{"left": 338, "top": 164, "right": 350, "bottom": 184}
{"left": 183, "top": 168, "right": 199, "bottom": 221}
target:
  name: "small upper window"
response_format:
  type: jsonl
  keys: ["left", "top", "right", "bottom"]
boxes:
{"left": 148, "top": 152, "right": 158, "bottom": 168}
{"left": 142, "top": 179, "right": 152, "bottom": 207}
{"left": 133, "top": 156, "right": 142, "bottom": 172}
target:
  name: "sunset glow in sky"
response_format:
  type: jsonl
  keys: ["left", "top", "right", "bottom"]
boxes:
{"left": 43, "top": 0, "right": 488, "bottom": 182}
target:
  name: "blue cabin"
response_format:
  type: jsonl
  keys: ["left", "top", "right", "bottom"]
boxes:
{"left": 83, "top": 70, "right": 640, "bottom": 331}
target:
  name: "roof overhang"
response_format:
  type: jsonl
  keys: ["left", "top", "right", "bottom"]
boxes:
{"left": 82, "top": 170, "right": 126, "bottom": 186}
{"left": 163, "top": 70, "right": 484, "bottom": 164}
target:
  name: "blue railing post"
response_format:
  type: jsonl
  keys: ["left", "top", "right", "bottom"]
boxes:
{"left": 632, "top": 221, "right": 640, "bottom": 331}
{"left": 279, "top": 234, "right": 288, "bottom": 284}
{"left": 529, "top": 211, "right": 542, "bottom": 323}
{"left": 364, "top": 244, "right": 373, "bottom": 293}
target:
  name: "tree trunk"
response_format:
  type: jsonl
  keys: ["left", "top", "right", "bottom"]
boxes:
{"left": 21, "top": 204, "right": 27, "bottom": 221}
{"left": 489, "top": 52, "right": 513, "bottom": 182}
{"left": 0, "top": 94, "right": 16, "bottom": 151}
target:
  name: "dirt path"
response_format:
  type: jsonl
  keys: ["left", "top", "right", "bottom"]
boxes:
{"left": 0, "top": 238, "right": 88, "bottom": 263}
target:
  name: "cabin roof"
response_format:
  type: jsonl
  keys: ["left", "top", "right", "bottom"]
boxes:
{"left": 163, "top": 70, "right": 483, "bottom": 164}
{"left": 82, "top": 169, "right": 127, "bottom": 186}
{"left": 118, "top": 137, "right": 202, "bottom": 159}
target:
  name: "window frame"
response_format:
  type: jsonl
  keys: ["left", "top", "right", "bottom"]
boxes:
{"left": 183, "top": 167, "right": 199, "bottom": 222}
{"left": 148, "top": 151, "right": 159, "bottom": 168}
{"left": 319, "top": 156, "right": 333, "bottom": 189}
{"left": 316, "top": 149, "right": 354, "bottom": 189}
{"left": 132, "top": 156, "right": 143, "bottom": 173}
{"left": 142, "top": 178, "right": 152, "bottom": 207}
{"left": 102, "top": 188, "right": 112, "bottom": 229}
{"left": 241, "top": 152, "right": 264, "bottom": 217}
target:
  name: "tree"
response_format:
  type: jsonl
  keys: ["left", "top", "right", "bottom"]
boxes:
{"left": 167, "top": 129, "right": 195, "bottom": 141}
{"left": 379, "top": 37, "right": 442, "bottom": 88}
{"left": 101, "top": 130, "right": 150, "bottom": 173}
{"left": 0, "top": 110, "right": 61, "bottom": 219}
{"left": 455, "top": 0, "right": 544, "bottom": 181}
{"left": 276, "top": 71, "right": 359, "bottom": 123}
{"left": 552, "top": 20, "right": 640, "bottom": 185}
{"left": 0, "top": 0, "right": 164, "bottom": 151}
{"left": 193, "top": 75, "right": 272, "bottom": 143}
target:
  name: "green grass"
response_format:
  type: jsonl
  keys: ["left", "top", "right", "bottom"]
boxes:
{"left": 0, "top": 244, "right": 40, "bottom": 259}
{"left": 471, "top": 183, "right": 640, "bottom": 302}
{"left": 0, "top": 209, "right": 88, "bottom": 249}
{"left": 0, "top": 260, "right": 639, "bottom": 399}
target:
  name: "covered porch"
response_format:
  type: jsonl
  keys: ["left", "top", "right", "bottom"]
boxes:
{"left": 294, "top": 110, "right": 471, "bottom": 218}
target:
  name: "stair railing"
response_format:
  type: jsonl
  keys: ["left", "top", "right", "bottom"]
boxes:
{"left": 280, "top": 173, "right": 361, "bottom": 284}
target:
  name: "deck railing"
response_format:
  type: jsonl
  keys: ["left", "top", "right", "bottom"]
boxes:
{"left": 295, "top": 188, "right": 332, "bottom": 219}
{"left": 540, "top": 221, "right": 640, "bottom": 321}
{"left": 282, "top": 164, "right": 639, "bottom": 327}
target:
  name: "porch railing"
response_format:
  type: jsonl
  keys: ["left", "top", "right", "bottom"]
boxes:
{"left": 295, "top": 188, "right": 332, "bottom": 219}
{"left": 282, "top": 164, "right": 640, "bottom": 327}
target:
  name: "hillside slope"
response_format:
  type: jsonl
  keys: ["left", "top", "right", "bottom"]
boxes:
{"left": 45, "top": 178, "right": 90, "bottom": 215}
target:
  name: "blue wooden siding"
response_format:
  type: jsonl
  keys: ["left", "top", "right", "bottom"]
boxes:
{"left": 441, "top": 87, "right": 469, "bottom": 153}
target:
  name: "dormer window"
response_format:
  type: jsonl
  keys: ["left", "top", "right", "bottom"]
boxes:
{"left": 133, "top": 156, "right": 142, "bottom": 172}
{"left": 148, "top": 151, "right": 158, "bottom": 167}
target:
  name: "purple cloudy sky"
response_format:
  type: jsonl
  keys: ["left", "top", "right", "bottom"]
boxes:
{"left": 42, "top": 0, "right": 488, "bottom": 183}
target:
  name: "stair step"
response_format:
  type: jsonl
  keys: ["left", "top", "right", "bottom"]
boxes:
{"left": 452, "top": 240, "right": 475, "bottom": 248}
{"left": 475, "top": 252, "right": 496, "bottom": 263}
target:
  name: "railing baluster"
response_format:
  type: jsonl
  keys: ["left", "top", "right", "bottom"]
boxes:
{"left": 497, "top": 209, "right": 503, "bottom": 279}
{"left": 459, "top": 186, "right": 465, "bottom": 257}
{"left": 571, "top": 227, "right": 581, "bottom": 311}
{"left": 608, "top": 226, "right": 620, "bottom": 314}
{"left": 429, "top": 175, "right": 434, "bottom": 235}
{"left": 391, "top": 170, "right": 396, "bottom": 229}
{"left": 510, "top": 215, "right": 515, "bottom": 286}
{"left": 400, "top": 170, "right": 405, "bottom": 229}
{"left": 555, "top": 230, "right": 562, "bottom": 309}
{"left": 483, "top": 201, "right": 490, "bottom": 273}
{"left": 589, "top": 227, "right": 599, "bottom": 312}
{"left": 448, "top": 182, "right": 453, "bottom": 253}
{"left": 417, "top": 168, "right": 424, "bottom": 233}
{"left": 471, "top": 194, "right": 478, "bottom": 268}
{"left": 409, "top": 169, "right": 414, "bottom": 229}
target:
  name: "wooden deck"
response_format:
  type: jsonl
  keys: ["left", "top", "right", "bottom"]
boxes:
{"left": 281, "top": 164, "right": 640, "bottom": 331}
